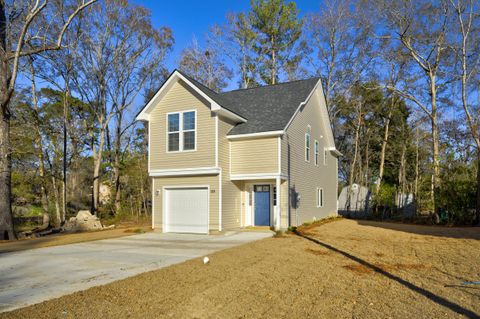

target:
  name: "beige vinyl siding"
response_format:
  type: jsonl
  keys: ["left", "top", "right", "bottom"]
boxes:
{"left": 285, "top": 85, "right": 338, "bottom": 226}
{"left": 149, "top": 80, "right": 215, "bottom": 170}
{"left": 231, "top": 137, "right": 279, "bottom": 175}
{"left": 218, "top": 117, "right": 242, "bottom": 229}
{"left": 152, "top": 175, "right": 219, "bottom": 231}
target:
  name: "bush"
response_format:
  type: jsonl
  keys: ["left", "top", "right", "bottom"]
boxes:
{"left": 438, "top": 164, "right": 476, "bottom": 225}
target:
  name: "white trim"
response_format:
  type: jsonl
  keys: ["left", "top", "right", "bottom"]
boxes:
{"left": 275, "top": 177, "right": 281, "bottom": 230}
{"left": 162, "top": 185, "right": 210, "bottom": 234}
{"left": 148, "top": 120, "right": 151, "bottom": 172}
{"left": 151, "top": 178, "right": 155, "bottom": 229}
{"left": 327, "top": 147, "right": 343, "bottom": 157}
{"left": 215, "top": 115, "right": 219, "bottom": 167}
{"left": 277, "top": 136, "right": 281, "bottom": 174}
{"left": 229, "top": 141, "right": 232, "bottom": 176}
{"left": 136, "top": 71, "right": 247, "bottom": 123}
{"left": 166, "top": 109, "right": 197, "bottom": 153}
{"left": 227, "top": 130, "right": 284, "bottom": 140}
{"left": 150, "top": 167, "right": 220, "bottom": 177}
{"left": 215, "top": 107, "right": 247, "bottom": 123}
{"left": 219, "top": 169, "right": 222, "bottom": 231}
{"left": 231, "top": 173, "right": 288, "bottom": 181}
{"left": 283, "top": 78, "right": 322, "bottom": 131}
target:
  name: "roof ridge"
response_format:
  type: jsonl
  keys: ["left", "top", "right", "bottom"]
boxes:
{"left": 175, "top": 69, "right": 221, "bottom": 95}
{"left": 221, "top": 77, "right": 321, "bottom": 94}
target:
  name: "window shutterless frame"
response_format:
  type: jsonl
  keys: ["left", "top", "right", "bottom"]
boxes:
{"left": 314, "top": 140, "right": 319, "bottom": 166}
{"left": 305, "top": 127, "right": 311, "bottom": 162}
{"left": 316, "top": 187, "right": 324, "bottom": 208}
{"left": 166, "top": 109, "right": 197, "bottom": 153}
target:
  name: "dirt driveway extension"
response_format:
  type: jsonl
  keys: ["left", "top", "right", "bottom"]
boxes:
{"left": 0, "top": 231, "right": 272, "bottom": 313}
{"left": 3, "top": 219, "right": 480, "bottom": 319}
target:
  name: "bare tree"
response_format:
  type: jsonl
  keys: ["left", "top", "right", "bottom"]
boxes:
{"left": 179, "top": 37, "right": 232, "bottom": 91}
{"left": 209, "top": 12, "right": 258, "bottom": 89}
{"left": 106, "top": 4, "right": 173, "bottom": 213}
{"left": 449, "top": 0, "right": 480, "bottom": 222}
{"left": 0, "top": 0, "right": 96, "bottom": 240}
{"left": 374, "top": 0, "right": 452, "bottom": 216}
{"left": 303, "top": 0, "right": 375, "bottom": 129}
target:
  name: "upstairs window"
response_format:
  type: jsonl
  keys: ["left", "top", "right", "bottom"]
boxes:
{"left": 167, "top": 113, "right": 180, "bottom": 151}
{"left": 314, "top": 140, "right": 319, "bottom": 166}
{"left": 305, "top": 126, "right": 311, "bottom": 162}
{"left": 183, "top": 111, "right": 196, "bottom": 150}
{"left": 324, "top": 148, "right": 328, "bottom": 165}
{"left": 167, "top": 110, "right": 196, "bottom": 152}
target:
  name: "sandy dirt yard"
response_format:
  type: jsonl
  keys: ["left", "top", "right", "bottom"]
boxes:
{"left": 2, "top": 219, "right": 479, "bottom": 319}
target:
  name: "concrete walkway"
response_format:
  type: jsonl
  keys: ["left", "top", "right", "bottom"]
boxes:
{"left": 0, "top": 231, "right": 272, "bottom": 313}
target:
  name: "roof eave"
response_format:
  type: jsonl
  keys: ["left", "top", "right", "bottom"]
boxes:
{"left": 328, "top": 147, "right": 343, "bottom": 157}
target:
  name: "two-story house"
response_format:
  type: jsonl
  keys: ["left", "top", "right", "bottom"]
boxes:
{"left": 136, "top": 70, "right": 341, "bottom": 233}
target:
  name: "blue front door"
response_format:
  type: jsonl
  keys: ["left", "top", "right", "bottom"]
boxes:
{"left": 254, "top": 185, "right": 270, "bottom": 226}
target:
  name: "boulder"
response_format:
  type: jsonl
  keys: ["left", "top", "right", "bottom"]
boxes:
{"left": 63, "top": 210, "right": 104, "bottom": 232}
{"left": 76, "top": 210, "right": 93, "bottom": 220}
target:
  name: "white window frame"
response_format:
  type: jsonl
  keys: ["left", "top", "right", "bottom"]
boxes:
{"left": 166, "top": 109, "right": 197, "bottom": 153}
{"left": 314, "top": 140, "right": 319, "bottom": 166}
{"left": 305, "top": 126, "right": 311, "bottom": 162}
{"left": 316, "top": 187, "right": 324, "bottom": 208}
{"left": 323, "top": 147, "right": 327, "bottom": 166}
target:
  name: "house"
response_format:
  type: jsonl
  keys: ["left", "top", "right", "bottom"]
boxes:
{"left": 136, "top": 70, "right": 341, "bottom": 233}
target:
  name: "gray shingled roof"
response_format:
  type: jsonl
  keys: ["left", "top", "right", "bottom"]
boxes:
{"left": 177, "top": 70, "right": 320, "bottom": 135}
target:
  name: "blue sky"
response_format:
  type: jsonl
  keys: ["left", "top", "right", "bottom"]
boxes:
{"left": 134, "top": 1, "right": 323, "bottom": 71}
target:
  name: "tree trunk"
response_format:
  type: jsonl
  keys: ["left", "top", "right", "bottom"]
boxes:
{"left": 62, "top": 84, "right": 70, "bottom": 223}
{"left": 0, "top": 110, "right": 14, "bottom": 240}
{"left": 30, "top": 64, "right": 50, "bottom": 229}
{"left": 347, "top": 101, "right": 362, "bottom": 211}
{"left": 51, "top": 174, "right": 62, "bottom": 227}
{"left": 271, "top": 37, "right": 276, "bottom": 85}
{"left": 113, "top": 113, "right": 122, "bottom": 213}
{"left": 430, "top": 75, "right": 440, "bottom": 216}
{"left": 92, "top": 126, "right": 105, "bottom": 215}
{"left": 0, "top": 3, "right": 14, "bottom": 240}
{"left": 414, "top": 127, "right": 420, "bottom": 216}
{"left": 376, "top": 108, "right": 392, "bottom": 197}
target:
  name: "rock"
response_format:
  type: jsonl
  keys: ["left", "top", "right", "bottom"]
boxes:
{"left": 76, "top": 210, "right": 94, "bottom": 220}
{"left": 63, "top": 210, "right": 104, "bottom": 233}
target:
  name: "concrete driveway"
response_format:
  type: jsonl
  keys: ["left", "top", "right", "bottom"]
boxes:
{"left": 0, "top": 231, "right": 272, "bottom": 313}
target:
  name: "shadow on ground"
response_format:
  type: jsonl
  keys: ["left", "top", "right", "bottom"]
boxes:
{"left": 296, "top": 231, "right": 479, "bottom": 319}
{"left": 354, "top": 220, "right": 480, "bottom": 240}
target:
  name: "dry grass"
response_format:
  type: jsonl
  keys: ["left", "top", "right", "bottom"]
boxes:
{"left": 3, "top": 219, "right": 480, "bottom": 319}
{"left": 343, "top": 263, "right": 430, "bottom": 275}
{"left": 0, "top": 225, "right": 152, "bottom": 254}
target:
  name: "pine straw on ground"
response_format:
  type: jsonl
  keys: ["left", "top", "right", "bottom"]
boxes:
{"left": 3, "top": 219, "right": 480, "bottom": 319}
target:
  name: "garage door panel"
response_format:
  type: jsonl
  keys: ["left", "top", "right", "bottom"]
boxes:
{"left": 165, "top": 188, "right": 208, "bottom": 234}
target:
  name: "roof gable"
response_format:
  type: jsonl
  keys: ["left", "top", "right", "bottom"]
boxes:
{"left": 135, "top": 70, "right": 246, "bottom": 123}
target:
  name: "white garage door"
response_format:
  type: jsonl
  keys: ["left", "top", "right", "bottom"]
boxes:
{"left": 164, "top": 187, "right": 209, "bottom": 234}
